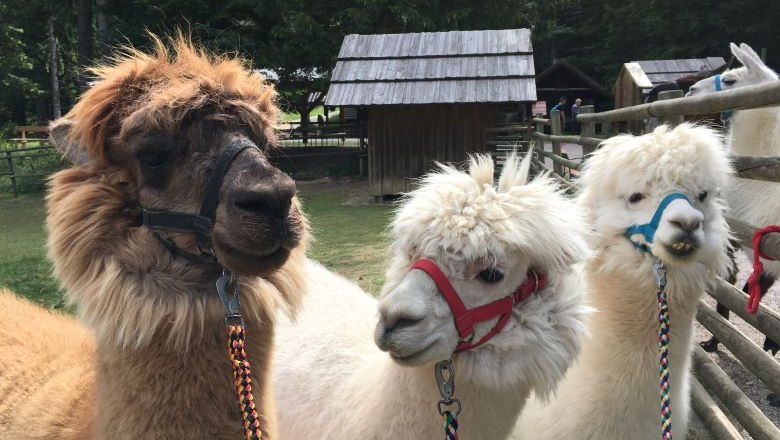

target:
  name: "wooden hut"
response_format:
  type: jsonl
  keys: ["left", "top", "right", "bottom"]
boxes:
{"left": 325, "top": 29, "right": 536, "bottom": 198}
{"left": 613, "top": 57, "right": 726, "bottom": 109}
{"left": 612, "top": 57, "right": 725, "bottom": 133}
{"left": 535, "top": 59, "right": 612, "bottom": 112}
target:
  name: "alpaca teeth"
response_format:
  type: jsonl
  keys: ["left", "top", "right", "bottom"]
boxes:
{"left": 670, "top": 242, "right": 692, "bottom": 251}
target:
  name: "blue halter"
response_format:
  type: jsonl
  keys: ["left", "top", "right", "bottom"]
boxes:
{"left": 625, "top": 193, "right": 691, "bottom": 253}
{"left": 713, "top": 74, "right": 733, "bottom": 121}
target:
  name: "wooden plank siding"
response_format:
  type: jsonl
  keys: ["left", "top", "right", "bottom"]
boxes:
{"left": 327, "top": 29, "right": 536, "bottom": 106}
{"left": 367, "top": 104, "right": 496, "bottom": 196}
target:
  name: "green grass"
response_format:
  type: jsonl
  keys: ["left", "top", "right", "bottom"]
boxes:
{"left": 297, "top": 180, "right": 393, "bottom": 295}
{"left": 0, "top": 179, "right": 393, "bottom": 311}
{"left": 0, "top": 193, "right": 67, "bottom": 310}
{"left": 281, "top": 106, "right": 340, "bottom": 123}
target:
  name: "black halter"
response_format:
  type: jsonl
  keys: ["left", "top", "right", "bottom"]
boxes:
{"left": 140, "top": 138, "right": 256, "bottom": 264}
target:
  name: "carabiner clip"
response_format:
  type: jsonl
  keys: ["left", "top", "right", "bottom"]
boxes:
{"left": 435, "top": 359, "right": 456, "bottom": 402}
{"left": 653, "top": 260, "right": 667, "bottom": 291}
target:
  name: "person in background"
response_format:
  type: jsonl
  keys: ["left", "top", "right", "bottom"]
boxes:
{"left": 550, "top": 96, "right": 567, "bottom": 131}
{"left": 571, "top": 98, "right": 582, "bottom": 134}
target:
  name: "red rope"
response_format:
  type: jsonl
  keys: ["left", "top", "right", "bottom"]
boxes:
{"left": 227, "top": 323, "right": 262, "bottom": 440}
{"left": 746, "top": 225, "right": 780, "bottom": 314}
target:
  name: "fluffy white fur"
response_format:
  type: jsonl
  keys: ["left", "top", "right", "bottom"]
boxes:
{"left": 688, "top": 42, "right": 780, "bottom": 278}
{"left": 513, "top": 124, "right": 733, "bottom": 440}
{"left": 273, "top": 154, "right": 591, "bottom": 439}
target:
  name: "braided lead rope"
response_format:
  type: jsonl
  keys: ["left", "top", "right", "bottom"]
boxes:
{"left": 654, "top": 261, "right": 672, "bottom": 440}
{"left": 442, "top": 409, "right": 459, "bottom": 440}
{"left": 228, "top": 323, "right": 262, "bottom": 440}
{"left": 217, "top": 272, "right": 262, "bottom": 440}
{"left": 435, "top": 359, "right": 461, "bottom": 440}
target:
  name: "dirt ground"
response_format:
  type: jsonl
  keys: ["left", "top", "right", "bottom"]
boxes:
{"left": 694, "top": 249, "right": 780, "bottom": 437}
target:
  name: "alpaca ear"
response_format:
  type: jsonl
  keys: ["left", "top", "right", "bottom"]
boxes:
{"left": 50, "top": 118, "right": 89, "bottom": 165}
{"left": 739, "top": 43, "right": 766, "bottom": 69}
{"left": 497, "top": 148, "right": 532, "bottom": 192}
{"left": 730, "top": 42, "right": 748, "bottom": 67}
{"left": 731, "top": 42, "right": 760, "bottom": 71}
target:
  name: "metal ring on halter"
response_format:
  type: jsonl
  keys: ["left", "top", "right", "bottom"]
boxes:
{"left": 515, "top": 271, "right": 540, "bottom": 305}
{"left": 437, "top": 399, "right": 462, "bottom": 416}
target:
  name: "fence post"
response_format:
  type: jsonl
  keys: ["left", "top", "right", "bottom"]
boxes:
{"left": 579, "top": 105, "right": 595, "bottom": 136}
{"left": 550, "top": 109, "right": 563, "bottom": 174}
{"left": 658, "top": 90, "right": 684, "bottom": 126}
{"left": 5, "top": 150, "right": 17, "bottom": 198}
{"left": 579, "top": 105, "right": 595, "bottom": 156}
{"left": 600, "top": 121, "right": 611, "bottom": 137}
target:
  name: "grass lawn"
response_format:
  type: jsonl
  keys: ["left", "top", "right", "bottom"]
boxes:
{"left": 0, "top": 193, "right": 66, "bottom": 310}
{"left": 0, "top": 178, "right": 393, "bottom": 311}
{"left": 281, "top": 105, "right": 340, "bottom": 123}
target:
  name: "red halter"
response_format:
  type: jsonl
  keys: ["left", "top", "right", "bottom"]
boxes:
{"left": 410, "top": 259, "right": 546, "bottom": 352}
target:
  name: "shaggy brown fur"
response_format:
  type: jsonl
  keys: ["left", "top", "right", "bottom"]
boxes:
{"left": 0, "top": 35, "right": 307, "bottom": 439}
{"left": 0, "top": 290, "right": 95, "bottom": 439}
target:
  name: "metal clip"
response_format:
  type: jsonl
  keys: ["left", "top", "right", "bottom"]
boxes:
{"left": 216, "top": 270, "right": 243, "bottom": 326}
{"left": 653, "top": 260, "right": 667, "bottom": 291}
{"left": 435, "top": 359, "right": 455, "bottom": 401}
{"left": 435, "top": 359, "right": 461, "bottom": 416}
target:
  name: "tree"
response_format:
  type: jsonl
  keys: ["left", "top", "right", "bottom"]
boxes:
{"left": 48, "top": 16, "right": 60, "bottom": 119}
{"left": 77, "top": 0, "right": 94, "bottom": 91}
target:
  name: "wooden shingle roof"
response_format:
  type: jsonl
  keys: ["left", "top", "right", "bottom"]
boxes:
{"left": 631, "top": 57, "right": 727, "bottom": 87}
{"left": 326, "top": 29, "right": 536, "bottom": 106}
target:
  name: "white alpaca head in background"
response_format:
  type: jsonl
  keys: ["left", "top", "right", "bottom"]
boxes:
{"left": 375, "top": 152, "right": 590, "bottom": 392}
{"left": 578, "top": 124, "right": 732, "bottom": 275}
{"left": 687, "top": 43, "right": 778, "bottom": 96}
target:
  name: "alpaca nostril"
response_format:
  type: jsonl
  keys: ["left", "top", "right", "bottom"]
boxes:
{"left": 385, "top": 317, "right": 423, "bottom": 334}
{"left": 233, "top": 182, "right": 294, "bottom": 219}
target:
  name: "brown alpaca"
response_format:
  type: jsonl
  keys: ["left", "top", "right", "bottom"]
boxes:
{"left": 0, "top": 35, "right": 308, "bottom": 440}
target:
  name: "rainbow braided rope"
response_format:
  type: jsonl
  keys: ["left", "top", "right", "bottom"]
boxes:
{"left": 654, "top": 261, "right": 672, "bottom": 440}
{"left": 442, "top": 410, "right": 459, "bottom": 440}
{"left": 228, "top": 323, "right": 262, "bottom": 440}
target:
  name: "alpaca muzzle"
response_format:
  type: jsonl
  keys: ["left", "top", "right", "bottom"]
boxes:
{"left": 624, "top": 192, "right": 691, "bottom": 253}
{"left": 410, "top": 259, "right": 545, "bottom": 353}
{"left": 140, "top": 138, "right": 256, "bottom": 264}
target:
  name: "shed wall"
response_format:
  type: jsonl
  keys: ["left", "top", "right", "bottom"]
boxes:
{"left": 368, "top": 104, "right": 496, "bottom": 196}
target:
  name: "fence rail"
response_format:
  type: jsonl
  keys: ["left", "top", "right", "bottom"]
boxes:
{"left": 577, "top": 81, "right": 780, "bottom": 123}
{"left": 525, "top": 79, "right": 780, "bottom": 439}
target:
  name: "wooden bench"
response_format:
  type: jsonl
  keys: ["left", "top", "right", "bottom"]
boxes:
{"left": 10, "top": 126, "right": 51, "bottom": 148}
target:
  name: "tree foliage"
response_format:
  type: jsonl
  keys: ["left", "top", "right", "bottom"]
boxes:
{"left": 0, "top": 0, "right": 777, "bottom": 131}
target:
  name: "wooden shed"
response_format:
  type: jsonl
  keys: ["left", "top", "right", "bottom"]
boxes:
{"left": 325, "top": 29, "right": 536, "bottom": 198}
{"left": 535, "top": 59, "right": 612, "bottom": 112}
{"left": 613, "top": 57, "right": 726, "bottom": 109}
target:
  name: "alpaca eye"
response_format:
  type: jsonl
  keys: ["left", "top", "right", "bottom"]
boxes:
{"left": 722, "top": 78, "right": 736, "bottom": 86}
{"left": 698, "top": 191, "right": 708, "bottom": 201}
{"left": 478, "top": 268, "right": 504, "bottom": 283}
{"left": 139, "top": 149, "right": 170, "bottom": 169}
{"left": 628, "top": 193, "right": 645, "bottom": 203}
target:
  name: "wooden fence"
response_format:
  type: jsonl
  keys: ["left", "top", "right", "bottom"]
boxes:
{"left": 521, "top": 81, "right": 780, "bottom": 439}
{"left": 1, "top": 144, "right": 63, "bottom": 197}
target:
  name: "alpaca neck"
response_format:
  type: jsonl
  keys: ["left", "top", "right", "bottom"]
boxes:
{"left": 569, "top": 254, "right": 701, "bottom": 438}
{"left": 729, "top": 107, "right": 780, "bottom": 156}
{"left": 347, "top": 354, "right": 529, "bottom": 440}
{"left": 93, "top": 304, "right": 274, "bottom": 440}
